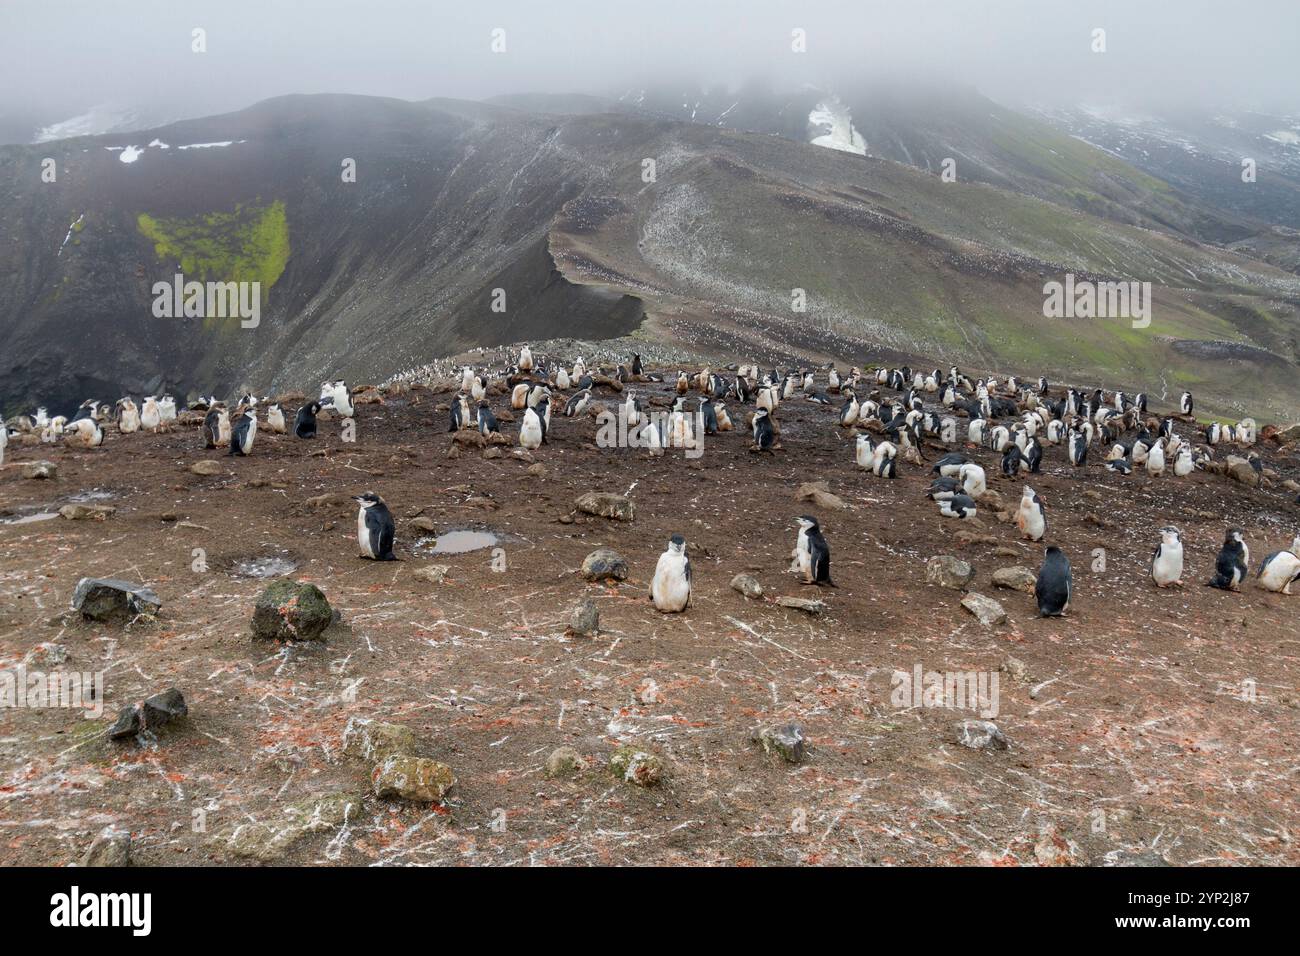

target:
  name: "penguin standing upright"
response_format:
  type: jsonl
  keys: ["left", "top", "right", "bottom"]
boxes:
{"left": 1035, "top": 547, "right": 1072, "bottom": 617}
{"left": 1180, "top": 391, "right": 1194, "bottom": 416}
{"left": 140, "top": 396, "right": 161, "bottom": 432}
{"left": 1016, "top": 485, "right": 1046, "bottom": 541}
{"left": 477, "top": 401, "right": 499, "bottom": 435}
{"left": 203, "top": 404, "right": 229, "bottom": 448}
{"left": 854, "top": 434, "right": 874, "bottom": 469}
{"left": 520, "top": 405, "right": 545, "bottom": 450}
{"left": 791, "top": 516, "right": 834, "bottom": 586}
{"left": 1206, "top": 528, "right": 1249, "bottom": 591}
{"left": 714, "top": 402, "right": 732, "bottom": 431}
{"left": 650, "top": 535, "right": 692, "bottom": 612}
{"left": 1151, "top": 527, "right": 1184, "bottom": 588}
{"left": 294, "top": 402, "right": 321, "bottom": 439}
{"left": 700, "top": 398, "right": 719, "bottom": 436}
{"left": 631, "top": 354, "right": 643, "bottom": 377}
{"left": 1145, "top": 437, "right": 1165, "bottom": 477}
{"left": 752, "top": 407, "right": 776, "bottom": 451}
{"left": 353, "top": 492, "right": 397, "bottom": 561}
{"left": 266, "top": 403, "right": 287, "bottom": 434}
{"left": 229, "top": 407, "right": 257, "bottom": 456}
{"left": 518, "top": 346, "right": 534, "bottom": 372}
{"left": 117, "top": 398, "right": 140, "bottom": 433}
{"left": 1068, "top": 428, "right": 1088, "bottom": 466}
{"left": 449, "top": 393, "right": 471, "bottom": 432}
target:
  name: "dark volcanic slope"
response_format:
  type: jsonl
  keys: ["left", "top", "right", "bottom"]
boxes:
{"left": 4, "top": 93, "right": 1300, "bottom": 421}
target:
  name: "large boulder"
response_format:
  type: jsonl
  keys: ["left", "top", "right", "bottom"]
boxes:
{"left": 342, "top": 718, "right": 419, "bottom": 762}
{"left": 251, "top": 580, "right": 334, "bottom": 641}
{"left": 961, "top": 592, "right": 1008, "bottom": 626}
{"left": 1224, "top": 455, "right": 1260, "bottom": 487}
{"left": 72, "top": 578, "right": 161, "bottom": 621}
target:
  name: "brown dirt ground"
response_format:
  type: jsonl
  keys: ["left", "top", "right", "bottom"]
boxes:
{"left": 1, "top": 373, "right": 1299, "bottom": 866}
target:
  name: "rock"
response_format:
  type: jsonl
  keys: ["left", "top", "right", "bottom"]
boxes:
{"left": 305, "top": 492, "right": 352, "bottom": 510}
{"left": 574, "top": 492, "right": 635, "bottom": 522}
{"left": 955, "top": 719, "right": 1009, "bottom": 751}
{"left": 1224, "top": 455, "right": 1260, "bottom": 487}
{"left": 544, "top": 746, "right": 587, "bottom": 778}
{"left": 452, "top": 430, "right": 485, "bottom": 448}
{"left": 1001, "top": 656, "right": 1029, "bottom": 682}
{"left": 954, "top": 529, "right": 998, "bottom": 546}
{"left": 527, "top": 463, "right": 547, "bottom": 477}
{"left": 581, "top": 548, "right": 628, "bottom": 583}
{"left": 190, "top": 460, "right": 223, "bottom": 476}
{"left": 1033, "top": 826, "right": 1083, "bottom": 866}
{"left": 79, "top": 825, "right": 131, "bottom": 867}
{"left": 408, "top": 516, "right": 437, "bottom": 532}
{"left": 372, "top": 755, "right": 455, "bottom": 802}
{"left": 567, "top": 599, "right": 600, "bottom": 637}
{"left": 413, "top": 565, "right": 450, "bottom": 584}
{"left": 107, "top": 706, "right": 141, "bottom": 740}
{"left": 72, "top": 578, "right": 161, "bottom": 621}
{"left": 1082, "top": 489, "right": 1104, "bottom": 502}
{"left": 21, "top": 460, "right": 57, "bottom": 479}
{"left": 926, "top": 555, "right": 974, "bottom": 590}
{"left": 510, "top": 448, "right": 533, "bottom": 462}
{"left": 776, "top": 596, "right": 826, "bottom": 614}
{"left": 23, "top": 642, "right": 68, "bottom": 667}
{"left": 755, "top": 723, "right": 806, "bottom": 763}
{"left": 1275, "top": 423, "right": 1300, "bottom": 443}
{"left": 342, "top": 717, "right": 419, "bottom": 762}
{"left": 1283, "top": 479, "right": 1300, "bottom": 493}
{"left": 993, "top": 546, "right": 1020, "bottom": 558}
{"left": 977, "top": 489, "right": 1005, "bottom": 509}
{"left": 609, "top": 746, "right": 664, "bottom": 787}
{"left": 961, "top": 592, "right": 1007, "bottom": 626}
{"left": 208, "top": 792, "right": 360, "bottom": 862}
{"left": 59, "top": 503, "right": 116, "bottom": 521}
{"left": 794, "top": 481, "right": 846, "bottom": 510}
{"left": 482, "top": 447, "right": 503, "bottom": 460}
{"left": 1106, "top": 848, "right": 1170, "bottom": 867}
{"left": 992, "top": 566, "right": 1037, "bottom": 592}
{"left": 141, "top": 688, "right": 188, "bottom": 728}
{"left": 251, "top": 580, "right": 333, "bottom": 641}
{"left": 730, "top": 573, "right": 764, "bottom": 599}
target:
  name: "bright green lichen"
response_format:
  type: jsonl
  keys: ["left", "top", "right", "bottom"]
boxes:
{"left": 137, "top": 200, "right": 290, "bottom": 310}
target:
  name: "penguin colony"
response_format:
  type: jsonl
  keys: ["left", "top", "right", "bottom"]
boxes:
{"left": 5, "top": 352, "right": 1300, "bottom": 613}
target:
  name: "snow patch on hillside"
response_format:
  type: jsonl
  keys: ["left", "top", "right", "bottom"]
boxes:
{"left": 808, "top": 98, "right": 866, "bottom": 155}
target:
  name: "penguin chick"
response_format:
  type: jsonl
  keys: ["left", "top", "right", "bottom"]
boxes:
{"left": 650, "top": 534, "right": 692, "bottom": 612}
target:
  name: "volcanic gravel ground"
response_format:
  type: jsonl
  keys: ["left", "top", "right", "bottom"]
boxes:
{"left": 1, "top": 372, "right": 1299, "bottom": 866}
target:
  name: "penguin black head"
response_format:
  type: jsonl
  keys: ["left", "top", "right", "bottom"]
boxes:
{"left": 668, "top": 534, "right": 687, "bottom": 553}
{"left": 353, "top": 492, "right": 385, "bottom": 507}
{"left": 1225, "top": 527, "right": 1244, "bottom": 546}
{"left": 1160, "top": 526, "right": 1182, "bottom": 545}
{"left": 796, "top": 515, "right": 819, "bottom": 532}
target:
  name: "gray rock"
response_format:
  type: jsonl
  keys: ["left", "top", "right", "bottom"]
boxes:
{"left": 574, "top": 492, "right": 636, "bottom": 522}
{"left": 190, "top": 460, "right": 223, "bottom": 476}
{"left": 1224, "top": 455, "right": 1260, "bottom": 487}
{"left": 1275, "top": 423, "right": 1300, "bottom": 443}
{"left": 961, "top": 592, "right": 1007, "bottom": 626}
{"left": 71, "top": 578, "right": 161, "bottom": 621}
{"left": 21, "top": 460, "right": 57, "bottom": 479}
{"left": 79, "top": 825, "right": 131, "bottom": 867}
{"left": 730, "top": 573, "right": 764, "bottom": 599}
{"left": 955, "top": 719, "right": 1009, "bottom": 751}
{"left": 567, "top": 599, "right": 600, "bottom": 636}
{"left": 412, "top": 564, "right": 450, "bottom": 584}
{"left": 342, "top": 717, "right": 419, "bottom": 762}
{"left": 23, "top": 642, "right": 68, "bottom": 667}
{"left": 107, "top": 706, "right": 141, "bottom": 740}
{"left": 544, "top": 746, "right": 587, "bottom": 778}
{"left": 207, "top": 792, "right": 359, "bottom": 862}
{"left": 927, "top": 555, "right": 975, "bottom": 590}
{"left": 251, "top": 580, "right": 333, "bottom": 641}
{"left": 141, "top": 688, "right": 188, "bottom": 728}
{"left": 755, "top": 722, "right": 807, "bottom": 763}
{"left": 59, "top": 503, "right": 116, "bottom": 521}
{"left": 776, "top": 596, "right": 826, "bottom": 614}
{"left": 609, "top": 746, "right": 664, "bottom": 787}
{"left": 991, "top": 566, "right": 1037, "bottom": 592}
{"left": 581, "top": 548, "right": 628, "bottom": 583}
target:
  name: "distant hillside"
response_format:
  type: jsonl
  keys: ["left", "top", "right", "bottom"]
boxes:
{"left": 3, "top": 92, "right": 1299, "bottom": 420}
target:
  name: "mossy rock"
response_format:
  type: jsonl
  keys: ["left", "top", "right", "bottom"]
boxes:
{"left": 251, "top": 580, "right": 333, "bottom": 641}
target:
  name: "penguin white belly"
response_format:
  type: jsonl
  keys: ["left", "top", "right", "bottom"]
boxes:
{"left": 1152, "top": 545, "right": 1183, "bottom": 586}
{"left": 519, "top": 412, "right": 543, "bottom": 449}
{"left": 1258, "top": 552, "right": 1300, "bottom": 593}
{"left": 357, "top": 508, "right": 374, "bottom": 557}
{"left": 1017, "top": 503, "right": 1045, "bottom": 541}
{"left": 855, "top": 439, "right": 873, "bottom": 468}
{"left": 651, "top": 554, "right": 691, "bottom": 612}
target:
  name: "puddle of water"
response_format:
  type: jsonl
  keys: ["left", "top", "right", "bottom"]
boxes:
{"left": 67, "top": 489, "right": 115, "bottom": 503}
{"left": 230, "top": 556, "right": 298, "bottom": 578}
{"left": 0, "top": 512, "right": 60, "bottom": 526}
{"left": 416, "top": 529, "right": 499, "bottom": 554}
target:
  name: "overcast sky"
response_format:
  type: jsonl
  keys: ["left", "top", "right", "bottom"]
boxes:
{"left": 2, "top": 0, "right": 1296, "bottom": 137}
